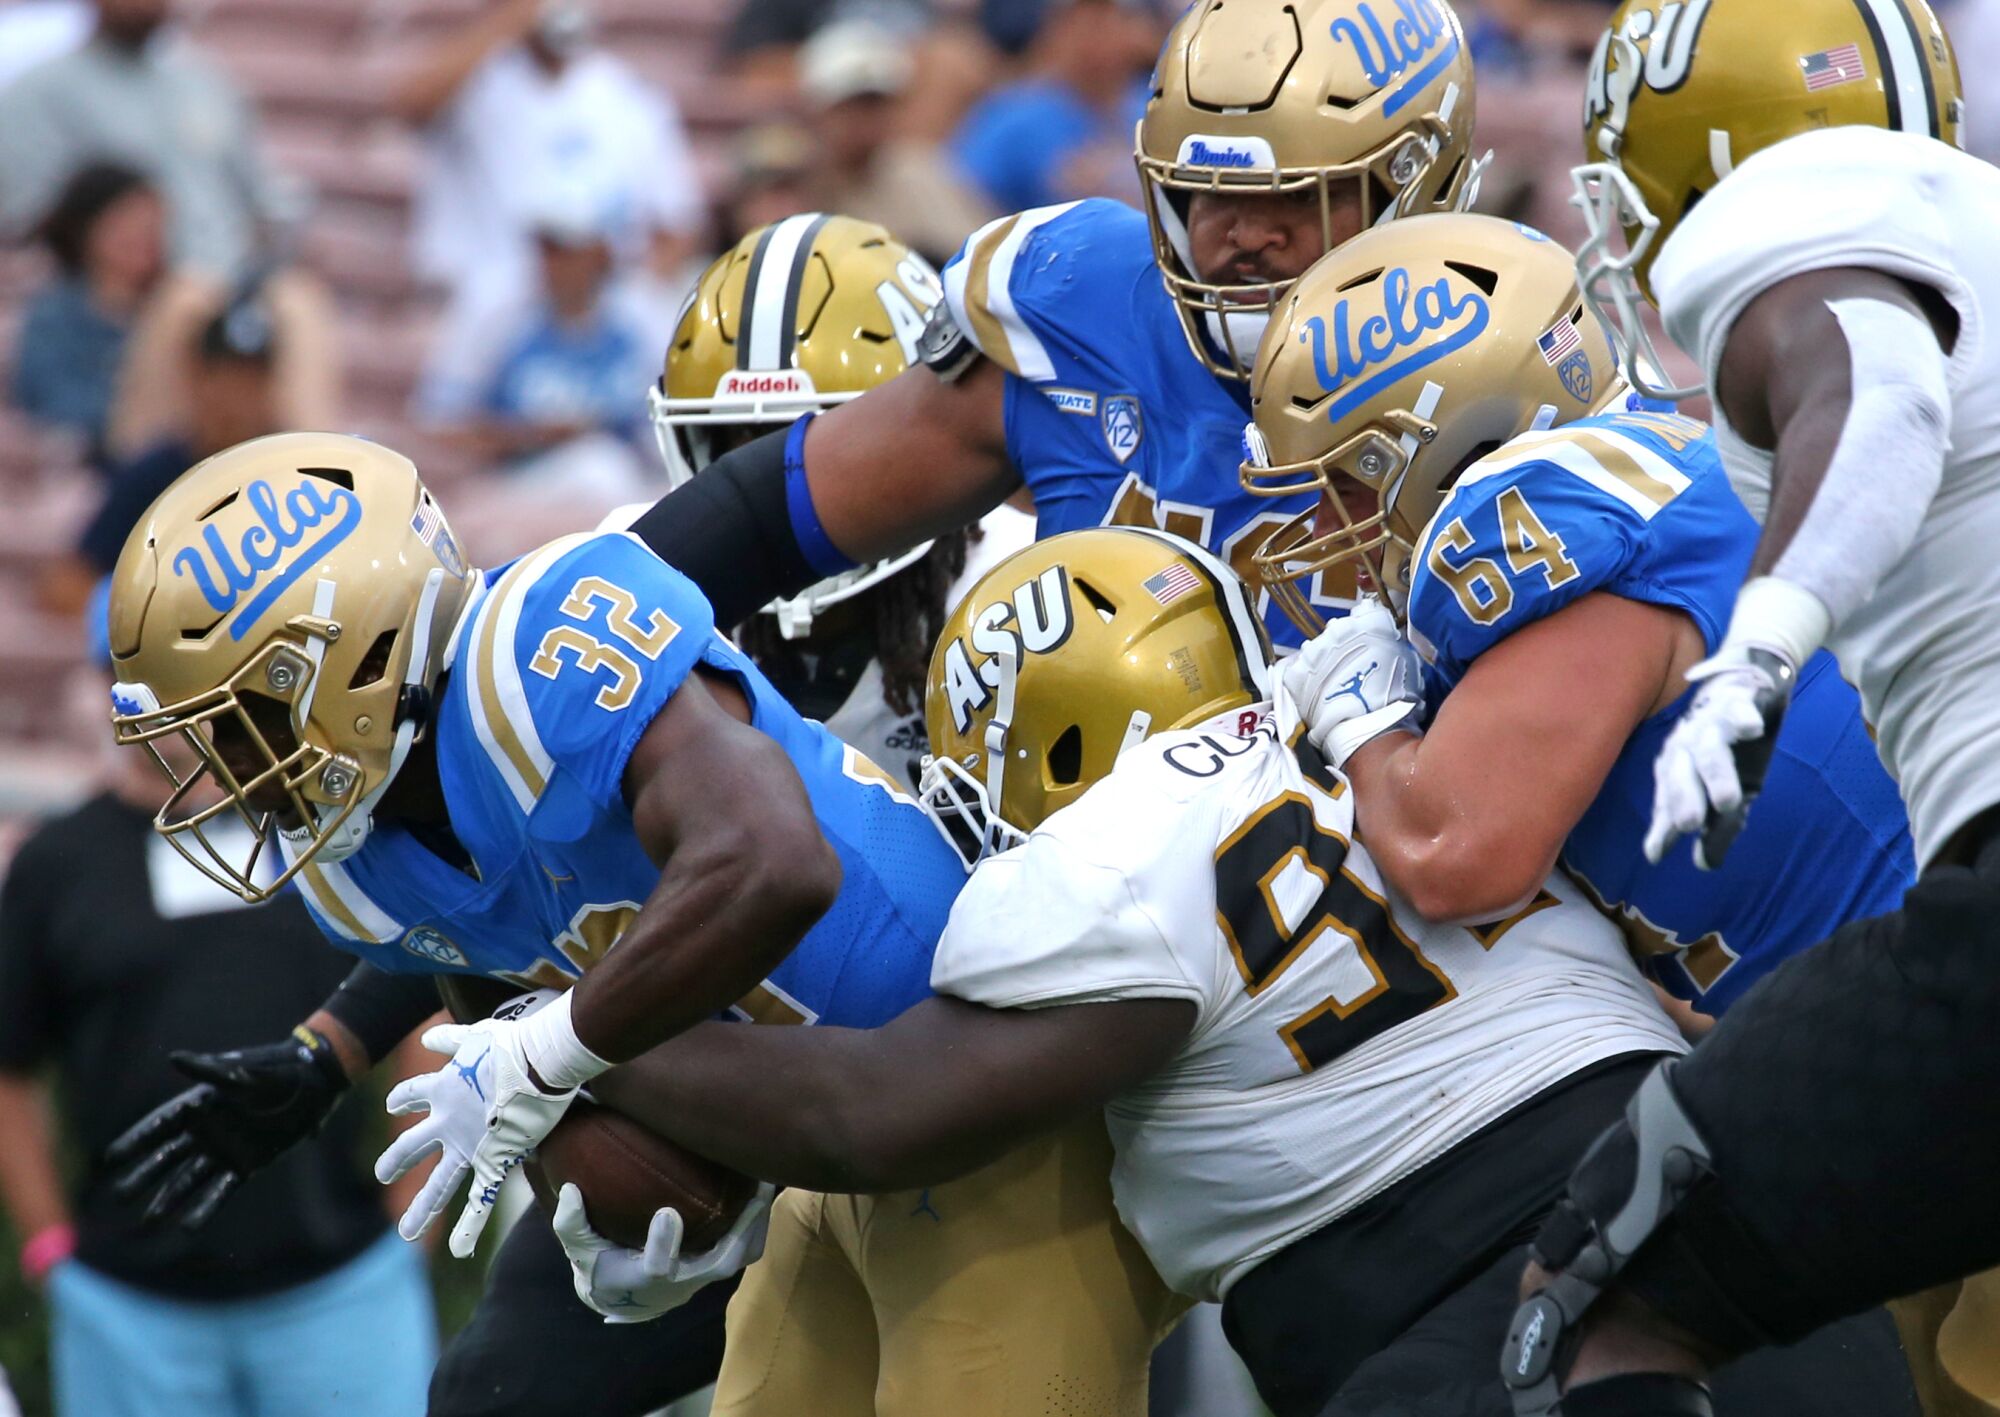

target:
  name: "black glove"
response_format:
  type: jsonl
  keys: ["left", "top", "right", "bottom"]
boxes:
{"left": 106, "top": 1025, "right": 351, "bottom": 1230}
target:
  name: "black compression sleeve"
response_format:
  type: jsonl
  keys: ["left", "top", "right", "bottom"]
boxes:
{"left": 628, "top": 428, "right": 817, "bottom": 628}
{"left": 317, "top": 962, "right": 442, "bottom": 1065}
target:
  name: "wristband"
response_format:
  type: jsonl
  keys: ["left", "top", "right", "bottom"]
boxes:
{"left": 518, "top": 990, "right": 611, "bottom": 1093}
{"left": 782, "top": 415, "right": 858, "bottom": 579}
{"left": 1718, "top": 576, "right": 1832, "bottom": 671}
{"left": 20, "top": 1223, "right": 74, "bottom": 1283}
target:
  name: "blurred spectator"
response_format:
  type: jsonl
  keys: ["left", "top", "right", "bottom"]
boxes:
{"left": 1469, "top": 0, "right": 1617, "bottom": 67}
{"left": 0, "top": 1, "right": 89, "bottom": 91}
{"left": 394, "top": 0, "right": 705, "bottom": 308}
{"left": 800, "top": 21, "right": 995, "bottom": 266}
{"left": 950, "top": 0, "right": 1162, "bottom": 214}
{"left": 416, "top": 190, "right": 665, "bottom": 517}
{"left": 9, "top": 164, "right": 165, "bottom": 464}
{"left": 41, "top": 291, "right": 287, "bottom": 615}
{"left": 723, "top": 0, "right": 930, "bottom": 81}
{"left": 0, "top": 0, "right": 292, "bottom": 282}
{"left": 0, "top": 727, "right": 436, "bottom": 1417}
{"left": 718, "top": 124, "right": 824, "bottom": 249}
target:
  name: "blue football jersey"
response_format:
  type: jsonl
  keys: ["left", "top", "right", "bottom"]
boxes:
{"left": 291, "top": 530, "right": 964, "bottom": 1030}
{"left": 1408, "top": 410, "right": 1913, "bottom": 1012}
{"left": 941, "top": 199, "right": 1323, "bottom": 647}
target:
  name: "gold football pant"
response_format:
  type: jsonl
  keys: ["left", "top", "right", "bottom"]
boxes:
{"left": 1893, "top": 1270, "right": 2000, "bottom": 1417}
{"left": 710, "top": 1116, "right": 1187, "bottom": 1417}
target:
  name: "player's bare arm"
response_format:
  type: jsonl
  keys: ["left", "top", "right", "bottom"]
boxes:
{"left": 565, "top": 669, "right": 842, "bottom": 1064}
{"left": 1715, "top": 266, "right": 1956, "bottom": 577}
{"left": 591, "top": 994, "right": 1195, "bottom": 1194}
{"left": 801, "top": 359, "right": 1018, "bottom": 562}
{"left": 1345, "top": 592, "right": 1704, "bottom": 924}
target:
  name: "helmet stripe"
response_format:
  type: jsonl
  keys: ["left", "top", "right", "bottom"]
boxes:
{"left": 738, "top": 214, "right": 825, "bottom": 372}
{"left": 1851, "top": 0, "right": 1935, "bottom": 138}
{"left": 773, "top": 213, "right": 834, "bottom": 374}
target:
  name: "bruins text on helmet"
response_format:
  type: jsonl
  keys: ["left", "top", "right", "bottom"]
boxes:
{"left": 650, "top": 212, "right": 948, "bottom": 637}
{"left": 107, "top": 433, "right": 478, "bottom": 901}
{"left": 1241, "top": 213, "right": 1622, "bottom": 635}
{"left": 1136, "top": 0, "right": 1483, "bottom": 380}
{"left": 1571, "top": 0, "right": 1961, "bottom": 398}
{"left": 917, "top": 526, "right": 1272, "bottom": 866}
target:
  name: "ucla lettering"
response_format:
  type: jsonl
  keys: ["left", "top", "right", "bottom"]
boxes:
{"left": 1329, "top": 0, "right": 1456, "bottom": 116}
{"left": 1301, "top": 266, "right": 1490, "bottom": 423}
{"left": 169, "top": 476, "right": 364, "bottom": 641}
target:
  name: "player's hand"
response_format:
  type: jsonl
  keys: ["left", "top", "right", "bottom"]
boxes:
{"left": 105, "top": 1026, "right": 350, "bottom": 1230}
{"left": 1644, "top": 646, "right": 1795, "bottom": 870}
{"left": 551, "top": 1181, "right": 776, "bottom": 1324}
{"left": 1282, "top": 596, "right": 1425, "bottom": 768}
{"left": 376, "top": 989, "right": 586, "bottom": 1258}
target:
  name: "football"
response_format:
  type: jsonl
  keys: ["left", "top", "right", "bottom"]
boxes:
{"left": 435, "top": 976, "right": 757, "bottom": 1252}
{"left": 523, "top": 1101, "right": 757, "bottom": 1253}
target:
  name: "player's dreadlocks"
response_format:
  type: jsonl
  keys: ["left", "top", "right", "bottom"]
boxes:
{"left": 736, "top": 527, "right": 979, "bottom": 717}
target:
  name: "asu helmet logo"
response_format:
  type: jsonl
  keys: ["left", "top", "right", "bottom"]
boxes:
{"left": 936, "top": 566, "right": 1076, "bottom": 734}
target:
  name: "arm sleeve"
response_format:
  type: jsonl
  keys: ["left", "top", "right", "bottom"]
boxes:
{"left": 0, "top": 834, "right": 58, "bottom": 1071}
{"left": 504, "top": 533, "right": 718, "bottom": 809}
{"left": 316, "top": 962, "right": 443, "bottom": 1063}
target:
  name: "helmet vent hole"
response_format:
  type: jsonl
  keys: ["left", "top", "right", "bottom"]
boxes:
{"left": 856, "top": 328, "right": 893, "bottom": 344}
{"left": 198, "top": 491, "right": 240, "bottom": 521}
{"left": 1048, "top": 725, "right": 1084, "bottom": 786}
{"left": 181, "top": 610, "right": 226, "bottom": 640}
{"left": 1335, "top": 268, "right": 1383, "bottom": 293}
{"left": 1443, "top": 261, "right": 1499, "bottom": 296}
{"left": 297, "top": 466, "right": 355, "bottom": 490}
{"left": 1076, "top": 579, "right": 1118, "bottom": 623}
{"left": 348, "top": 629, "right": 399, "bottom": 691}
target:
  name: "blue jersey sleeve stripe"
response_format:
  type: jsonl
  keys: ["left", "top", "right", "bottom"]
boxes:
{"left": 296, "top": 860, "right": 400, "bottom": 943}
{"left": 468, "top": 535, "right": 595, "bottom": 811}
{"left": 941, "top": 202, "right": 1081, "bottom": 382}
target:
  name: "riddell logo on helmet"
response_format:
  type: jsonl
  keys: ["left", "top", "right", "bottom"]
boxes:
{"left": 1178, "top": 136, "right": 1276, "bottom": 171}
{"left": 714, "top": 370, "right": 817, "bottom": 398}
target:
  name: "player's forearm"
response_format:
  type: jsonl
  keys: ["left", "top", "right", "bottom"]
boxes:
{"left": 1346, "top": 733, "right": 1550, "bottom": 924}
{"left": 312, "top": 963, "right": 446, "bottom": 1078}
{"left": 570, "top": 832, "right": 841, "bottom": 1063}
{"left": 593, "top": 1020, "right": 999, "bottom": 1193}
{"left": 0, "top": 1075, "right": 71, "bottom": 1238}
{"left": 387, "top": 0, "right": 539, "bottom": 125}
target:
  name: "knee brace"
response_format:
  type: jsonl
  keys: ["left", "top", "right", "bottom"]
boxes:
{"left": 1500, "top": 1064, "right": 1715, "bottom": 1417}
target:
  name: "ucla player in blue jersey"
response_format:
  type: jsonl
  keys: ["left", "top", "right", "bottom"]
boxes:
{"left": 623, "top": 0, "right": 1485, "bottom": 651}
{"left": 1240, "top": 214, "right": 1914, "bottom": 1020}
{"left": 98, "top": 431, "right": 968, "bottom": 1412}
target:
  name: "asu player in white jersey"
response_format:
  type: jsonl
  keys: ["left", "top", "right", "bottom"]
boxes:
{"left": 645, "top": 212, "right": 1032, "bottom": 788}
{"left": 1490, "top": 4, "right": 2000, "bottom": 1416}
{"left": 578, "top": 529, "right": 1697, "bottom": 1417}
{"left": 618, "top": 0, "right": 1484, "bottom": 652}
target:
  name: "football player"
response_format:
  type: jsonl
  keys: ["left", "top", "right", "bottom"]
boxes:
{"left": 1481, "top": 3, "right": 2000, "bottom": 1415}
{"left": 96, "top": 433, "right": 970, "bottom": 1412}
{"left": 643, "top": 212, "right": 1031, "bottom": 786}
{"left": 624, "top": 0, "right": 1485, "bottom": 651}
{"left": 569, "top": 527, "right": 1697, "bottom": 1416}
{"left": 1239, "top": 212, "right": 1912, "bottom": 1017}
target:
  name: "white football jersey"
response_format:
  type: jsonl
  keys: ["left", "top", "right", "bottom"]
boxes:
{"left": 930, "top": 701, "right": 1685, "bottom": 1300}
{"left": 1652, "top": 125, "right": 2000, "bottom": 865}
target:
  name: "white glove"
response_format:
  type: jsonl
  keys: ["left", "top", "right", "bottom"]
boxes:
{"left": 1644, "top": 646, "right": 1793, "bottom": 870}
{"left": 1281, "top": 596, "right": 1425, "bottom": 768}
{"left": 551, "top": 1180, "right": 776, "bottom": 1323}
{"left": 376, "top": 989, "right": 608, "bottom": 1258}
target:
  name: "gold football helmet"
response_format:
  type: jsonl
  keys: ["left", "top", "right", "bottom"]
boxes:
{"left": 1242, "top": 213, "right": 1621, "bottom": 635}
{"left": 108, "top": 432, "right": 478, "bottom": 901}
{"left": 1574, "top": 0, "right": 1961, "bottom": 398}
{"left": 918, "top": 527, "right": 1273, "bottom": 865}
{"left": 649, "top": 212, "right": 947, "bottom": 636}
{"left": 1137, "top": 0, "right": 1481, "bottom": 379}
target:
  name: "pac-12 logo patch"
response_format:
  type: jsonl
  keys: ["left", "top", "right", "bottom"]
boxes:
{"left": 1102, "top": 395, "right": 1143, "bottom": 464}
{"left": 401, "top": 926, "right": 469, "bottom": 968}
{"left": 1558, "top": 350, "right": 1594, "bottom": 402}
